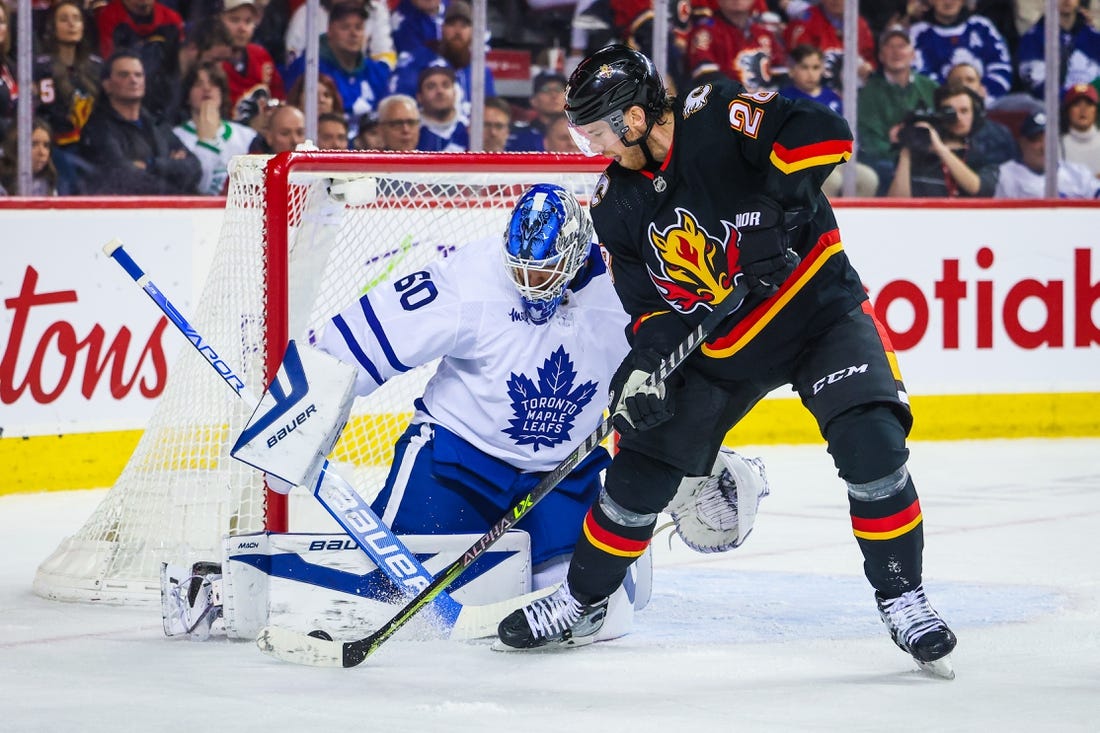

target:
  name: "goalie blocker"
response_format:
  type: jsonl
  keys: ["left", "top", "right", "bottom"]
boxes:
{"left": 231, "top": 340, "right": 357, "bottom": 490}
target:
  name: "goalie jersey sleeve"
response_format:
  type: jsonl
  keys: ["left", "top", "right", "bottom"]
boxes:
{"left": 591, "top": 77, "right": 867, "bottom": 360}
{"left": 315, "top": 237, "right": 631, "bottom": 472}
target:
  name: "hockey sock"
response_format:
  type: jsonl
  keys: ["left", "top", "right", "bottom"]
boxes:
{"left": 567, "top": 495, "right": 656, "bottom": 603}
{"left": 849, "top": 472, "right": 924, "bottom": 598}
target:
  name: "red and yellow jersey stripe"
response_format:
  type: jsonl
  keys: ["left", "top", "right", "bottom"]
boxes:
{"left": 702, "top": 228, "right": 843, "bottom": 359}
{"left": 770, "top": 139, "right": 853, "bottom": 174}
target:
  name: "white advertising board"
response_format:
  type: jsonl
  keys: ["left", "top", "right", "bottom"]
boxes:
{"left": 1, "top": 200, "right": 1097, "bottom": 438}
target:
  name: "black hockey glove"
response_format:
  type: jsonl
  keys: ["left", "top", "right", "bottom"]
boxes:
{"left": 734, "top": 195, "right": 801, "bottom": 296}
{"left": 609, "top": 348, "right": 676, "bottom": 434}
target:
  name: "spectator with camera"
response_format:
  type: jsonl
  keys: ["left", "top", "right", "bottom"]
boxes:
{"left": 943, "top": 61, "right": 1019, "bottom": 164}
{"left": 887, "top": 80, "right": 1008, "bottom": 197}
{"left": 995, "top": 110, "right": 1100, "bottom": 198}
{"left": 858, "top": 25, "right": 938, "bottom": 195}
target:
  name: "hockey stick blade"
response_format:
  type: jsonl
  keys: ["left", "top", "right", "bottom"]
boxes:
{"left": 256, "top": 585, "right": 557, "bottom": 667}
{"left": 272, "top": 279, "right": 755, "bottom": 667}
{"left": 102, "top": 239, "right": 470, "bottom": 627}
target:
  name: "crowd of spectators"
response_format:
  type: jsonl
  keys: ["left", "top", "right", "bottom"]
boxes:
{"left": 2, "top": 0, "right": 1100, "bottom": 198}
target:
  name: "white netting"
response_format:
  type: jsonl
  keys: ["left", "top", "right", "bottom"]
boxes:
{"left": 34, "top": 152, "right": 603, "bottom": 604}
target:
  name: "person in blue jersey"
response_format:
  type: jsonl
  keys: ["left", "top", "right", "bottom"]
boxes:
{"left": 778, "top": 43, "right": 879, "bottom": 197}
{"left": 313, "top": 184, "right": 771, "bottom": 641}
{"left": 390, "top": 0, "right": 495, "bottom": 121}
{"left": 414, "top": 65, "right": 468, "bottom": 151}
{"left": 282, "top": 2, "right": 391, "bottom": 138}
{"left": 909, "top": 0, "right": 1013, "bottom": 102}
{"left": 497, "top": 45, "right": 957, "bottom": 679}
{"left": 1017, "top": 0, "right": 1100, "bottom": 101}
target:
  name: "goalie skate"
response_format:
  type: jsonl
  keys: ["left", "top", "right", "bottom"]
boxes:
{"left": 876, "top": 585, "right": 957, "bottom": 680}
{"left": 161, "top": 561, "right": 223, "bottom": 639}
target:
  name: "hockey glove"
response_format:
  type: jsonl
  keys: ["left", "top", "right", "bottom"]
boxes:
{"left": 734, "top": 195, "right": 801, "bottom": 296}
{"left": 610, "top": 348, "right": 676, "bottom": 433}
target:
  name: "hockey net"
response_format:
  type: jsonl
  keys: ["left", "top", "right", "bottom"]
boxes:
{"left": 34, "top": 152, "right": 606, "bottom": 604}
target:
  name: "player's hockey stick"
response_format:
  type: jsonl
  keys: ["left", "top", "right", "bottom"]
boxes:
{"left": 103, "top": 239, "right": 552, "bottom": 639}
{"left": 257, "top": 277, "right": 755, "bottom": 667}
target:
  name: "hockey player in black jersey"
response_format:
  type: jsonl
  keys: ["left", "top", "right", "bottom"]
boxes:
{"left": 497, "top": 44, "right": 957, "bottom": 678}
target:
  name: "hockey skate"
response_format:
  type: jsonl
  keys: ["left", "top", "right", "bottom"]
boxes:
{"left": 495, "top": 581, "right": 608, "bottom": 650}
{"left": 876, "top": 584, "right": 957, "bottom": 679}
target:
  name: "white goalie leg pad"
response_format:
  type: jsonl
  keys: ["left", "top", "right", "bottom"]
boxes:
{"left": 222, "top": 531, "right": 533, "bottom": 640}
{"left": 665, "top": 448, "right": 771, "bottom": 553}
{"left": 160, "top": 561, "right": 224, "bottom": 640}
{"left": 230, "top": 340, "right": 357, "bottom": 488}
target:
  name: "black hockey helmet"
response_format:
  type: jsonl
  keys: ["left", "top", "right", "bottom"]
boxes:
{"left": 564, "top": 44, "right": 667, "bottom": 129}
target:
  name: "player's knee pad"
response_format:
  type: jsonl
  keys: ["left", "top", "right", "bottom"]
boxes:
{"left": 824, "top": 403, "right": 910, "bottom": 486}
{"left": 603, "top": 447, "right": 686, "bottom": 516}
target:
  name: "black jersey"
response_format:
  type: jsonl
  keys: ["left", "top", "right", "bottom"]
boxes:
{"left": 591, "top": 77, "right": 869, "bottom": 375}
{"left": 33, "top": 53, "right": 103, "bottom": 147}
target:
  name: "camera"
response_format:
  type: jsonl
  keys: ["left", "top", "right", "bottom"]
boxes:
{"left": 898, "top": 106, "right": 959, "bottom": 153}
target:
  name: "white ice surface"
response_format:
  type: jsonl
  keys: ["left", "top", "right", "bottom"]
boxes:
{"left": 2, "top": 439, "right": 1098, "bottom": 732}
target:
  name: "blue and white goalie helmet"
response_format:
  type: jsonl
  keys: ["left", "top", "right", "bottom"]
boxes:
{"left": 502, "top": 183, "right": 594, "bottom": 324}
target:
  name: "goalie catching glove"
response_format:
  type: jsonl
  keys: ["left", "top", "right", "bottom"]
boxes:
{"left": 735, "top": 195, "right": 801, "bottom": 296}
{"left": 664, "top": 449, "right": 770, "bottom": 553}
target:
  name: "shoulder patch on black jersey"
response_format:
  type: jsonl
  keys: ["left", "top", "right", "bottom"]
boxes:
{"left": 591, "top": 173, "right": 609, "bottom": 208}
{"left": 682, "top": 84, "right": 713, "bottom": 119}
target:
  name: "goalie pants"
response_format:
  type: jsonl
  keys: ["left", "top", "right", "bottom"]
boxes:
{"left": 373, "top": 422, "right": 611, "bottom": 567}
{"left": 568, "top": 304, "right": 925, "bottom": 602}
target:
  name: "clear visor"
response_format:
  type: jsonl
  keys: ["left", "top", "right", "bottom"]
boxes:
{"left": 567, "top": 116, "right": 621, "bottom": 158}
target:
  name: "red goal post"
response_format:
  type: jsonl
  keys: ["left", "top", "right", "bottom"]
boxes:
{"left": 33, "top": 151, "right": 608, "bottom": 605}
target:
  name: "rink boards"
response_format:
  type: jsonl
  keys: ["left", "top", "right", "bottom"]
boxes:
{"left": 1, "top": 198, "right": 1098, "bottom": 493}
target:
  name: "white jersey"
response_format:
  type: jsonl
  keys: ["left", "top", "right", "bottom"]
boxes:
{"left": 316, "top": 236, "right": 630, "bottom": 472}
{"left": 995, "top": 158, "right": 1100, "bottom": 199}
{"left": 173, "top": 120, "right": 257, "bottom": 196}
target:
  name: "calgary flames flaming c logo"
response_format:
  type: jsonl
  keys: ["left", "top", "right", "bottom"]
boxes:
{"left": 647, "top": 208, "right": 738, "bottom": 313}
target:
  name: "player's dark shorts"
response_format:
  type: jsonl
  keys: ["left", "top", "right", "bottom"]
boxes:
{"left": 617, "top": 304, "right": 913, "bottom": 476}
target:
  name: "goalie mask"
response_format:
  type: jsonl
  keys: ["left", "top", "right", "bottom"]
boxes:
{"left": 502, "top": 184, "right": 594, "bottom": 324}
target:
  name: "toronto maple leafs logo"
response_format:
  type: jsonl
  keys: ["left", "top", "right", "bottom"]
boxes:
{"left": 502, "top": 346, "right": 598, "bottom": 451}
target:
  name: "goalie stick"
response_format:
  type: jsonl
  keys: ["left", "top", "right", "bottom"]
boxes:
{"left": 257, "top": 275, "right": 759, "bottom": 667}
{"left": 102, "top": 238, "right": 552, "bottom": 640}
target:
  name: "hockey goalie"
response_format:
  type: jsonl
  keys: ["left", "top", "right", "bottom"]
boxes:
{"left": 162, "top": 184, "right": 769, "bottom": 642}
